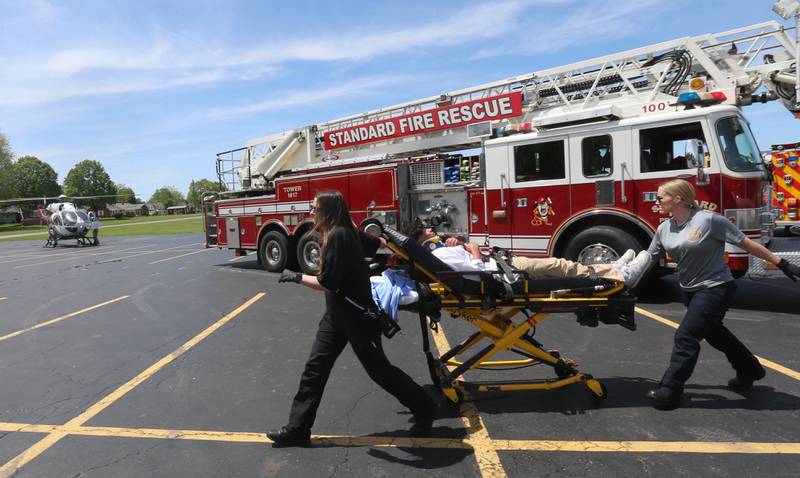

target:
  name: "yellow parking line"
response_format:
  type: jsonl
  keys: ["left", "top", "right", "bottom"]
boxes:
{"left": 1, "top": 421, "right": 797, "bottom": 455}
{"left": 148, "top": 248, "right": 211, "bottom": 265}
{"left": 636, "top": 307, "right": 800, "bottom": 382}
{"left": 0, "top": 422, "right": 470, "bottom": 448}
{"left": 496, "top": 439, "right": 800, "bottom": 454}
{"left": 0, "top": 292, "right": 265, "bottom": 478}
{"left": 0, "top": 296, "right": 129, "bottom": 343}
{"left": 429, "top": 320, "right": 507, "bottom": 478}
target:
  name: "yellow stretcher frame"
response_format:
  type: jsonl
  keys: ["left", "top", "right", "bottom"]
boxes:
{"left": 386, "top": 239, "right": 630, "bottom": 404}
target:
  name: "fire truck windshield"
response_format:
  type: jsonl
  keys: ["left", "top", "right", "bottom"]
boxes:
{"left": 715, "top": 117, "right": 763, "bottom": 173}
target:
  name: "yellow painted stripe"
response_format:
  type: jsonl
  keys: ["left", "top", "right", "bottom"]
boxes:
{"left": 0, "top": 295, "right": 129, "bottom": 343}
{"left": 0, "top": 292, "right": 265, "bottom": 478}
{"left": 496, "top": 439, "right": 800, "bottom": 454}
{"left": 0, "top": 422, "right": 472, "bottom": 448}
{"left": 634, "top": 307, "right": 678, "bottom": 329}
{"left": 148, "top": 248, "right": 210, "bottom": 265}
{"left": 1, "top": 421, "right": 797, "bottom": 454}
{"left": 636, "top": 307, "right": 800, "bottom": 382}
{"left": 430, "top": 321, "right": 508, "bottom": 478}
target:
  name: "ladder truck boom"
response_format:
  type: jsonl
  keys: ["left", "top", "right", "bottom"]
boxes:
{"left": 223, "top": 15, "right": 799, "bottom": 192}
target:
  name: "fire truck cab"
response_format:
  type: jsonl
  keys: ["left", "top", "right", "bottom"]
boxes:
{"left": 476, "top": 104, "right": 769, "bottom": 275}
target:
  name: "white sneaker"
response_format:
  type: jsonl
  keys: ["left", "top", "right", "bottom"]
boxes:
{"left": 622, "top": 250, "right": 653, "bottom": 288}
{"left": 612, "top": 249, "right": 636, "bottom": 269}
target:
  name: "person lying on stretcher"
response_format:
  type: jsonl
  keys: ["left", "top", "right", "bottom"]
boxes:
{"left": 409, "top": 227, "right": 651, "bottom": 289}
{"left": 369, "top": 226, "right": 649, "bottom": 323}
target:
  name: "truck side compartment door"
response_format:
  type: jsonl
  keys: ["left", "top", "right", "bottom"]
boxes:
{"left": 508, "top": 136, "right": 570, "bottom": 255}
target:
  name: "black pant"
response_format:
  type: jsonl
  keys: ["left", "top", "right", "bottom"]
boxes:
{"left": 287, "top": 311, "right": 434, "bottom": 432}
{"left": 660, "top": 281, "right": 762, "bottom": 392}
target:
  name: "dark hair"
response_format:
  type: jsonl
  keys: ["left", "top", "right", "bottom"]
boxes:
{"left": 313, "top": 190, "right": 356, "bottom": 273}
{"left": 409, "top": 227, "right": 425, "bottom": 241}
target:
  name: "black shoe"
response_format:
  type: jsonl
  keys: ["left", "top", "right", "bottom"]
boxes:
{"left": 267, "top": 426, "right": 310, "bottom": 447}
{"left": 728, "top": 367, "right": 766, "bottom": 392}
{"left": 646, "top": 387, "right": 681, "bottom": 410}
{"left": 409, "top": 404, "right": 439, "bottom": 437}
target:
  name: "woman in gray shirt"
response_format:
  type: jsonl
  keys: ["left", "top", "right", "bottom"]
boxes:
{"left": 645, "top": 179, "right": 799, "bottom": 409}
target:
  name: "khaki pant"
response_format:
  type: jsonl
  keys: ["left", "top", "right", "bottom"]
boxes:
{"left": 509, "top": 256, "right": 624, "bottom": 282}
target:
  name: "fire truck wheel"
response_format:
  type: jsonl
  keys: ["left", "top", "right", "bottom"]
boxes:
{"left": 564, "top": 226, "right": 641, "bottom": 266}
{"left": 297, "top": 232, "right": 322, "bottom": 275}
{"left": 259, "top": 231, "right": 289, "bottom": 272}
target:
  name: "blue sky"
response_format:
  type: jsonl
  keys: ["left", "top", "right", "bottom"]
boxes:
{"left": 1, "top": 0, "right": 797, "bottom": 200}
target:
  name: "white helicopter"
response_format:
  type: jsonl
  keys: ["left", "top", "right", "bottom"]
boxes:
{"left": 43, "top": 196, "right": 97, "bottom": 247}
{"left": 0, "top": 193, "right": 116, "bottom": 248}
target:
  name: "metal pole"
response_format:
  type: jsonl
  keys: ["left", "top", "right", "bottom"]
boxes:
{"left": 795, "top": 12, "right": 799, "bottom": 108}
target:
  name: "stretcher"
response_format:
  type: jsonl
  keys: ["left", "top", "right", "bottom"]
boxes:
{"left": 379, "top": 226, "right": 637, "bottom": 403}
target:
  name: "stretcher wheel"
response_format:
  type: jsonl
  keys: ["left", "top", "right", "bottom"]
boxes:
{"left": 585, "top": 379, "right": 607, "bottom": 401}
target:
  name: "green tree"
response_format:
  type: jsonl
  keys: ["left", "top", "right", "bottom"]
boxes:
{"left": 149, "top": 186, "right": 185, "bottom": 209}
{"left": 186, "top": 179, "right": 222, "bottom": 209}
{"left": 63, "top": 160, "right": 117, "bottom": 210}
{"left": 116, "top": 184, "right": 139, "bottom": 203}
{"left": 11, "top": 156, "right": 62, "bottom": 201}
{"left": 0, "top": 131, "right": 15, "bottom": 200}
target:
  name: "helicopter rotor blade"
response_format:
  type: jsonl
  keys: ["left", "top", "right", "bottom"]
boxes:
{"left": 0, "top": 194, "right": 119, "bottom": 204}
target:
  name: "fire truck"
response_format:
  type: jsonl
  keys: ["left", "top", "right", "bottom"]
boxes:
{"left": 204, "top": 6, "right": 800, "bottom": 278}
{"left": 767, "top": 142, "right": 800, "bottom": 235}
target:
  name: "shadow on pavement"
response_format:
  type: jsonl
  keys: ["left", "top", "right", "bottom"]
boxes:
{"left": 464, "top": 376, "right": 800, "bottom": 415}
{"left": 636, "top": 275, "right": 800, "bottom": 315}
{"left": 366, "top": 446, "right": 473, "bottom": 470}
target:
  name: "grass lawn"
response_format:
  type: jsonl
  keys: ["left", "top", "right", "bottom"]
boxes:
{"left": 0, "top": 214, "right": 205, "bottom": 241}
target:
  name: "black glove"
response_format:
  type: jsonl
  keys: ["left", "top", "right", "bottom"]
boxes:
{"left": 778, "top": 259, "right": 800, "bottom": 282}
{"left": 278, "top": 269, "right": 302, "bottom": 283}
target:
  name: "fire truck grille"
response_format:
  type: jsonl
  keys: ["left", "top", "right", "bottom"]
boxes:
{"left": 410, "top": 162, "right": 443, "bottom": 187}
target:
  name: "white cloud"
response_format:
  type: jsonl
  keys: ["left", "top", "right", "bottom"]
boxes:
{"left": 472, "top": 0, "right": 665, "bottom": 59}
{"left": 202, "top": 74, "right": 423, "bottom": 122}
{"left": 0, "top": 0, "right": 571, "bottom": 108}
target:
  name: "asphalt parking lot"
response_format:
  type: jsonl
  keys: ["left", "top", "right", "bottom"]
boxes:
{"left": 0, "top": 233, "right": 799, "bottom": 477}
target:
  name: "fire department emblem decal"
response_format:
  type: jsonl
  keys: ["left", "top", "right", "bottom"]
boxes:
{"left": 687, "top": 227, "right": 704, "bottom": 243}
{"left": 531, "top": 197, "right": 555, "bottom": 226}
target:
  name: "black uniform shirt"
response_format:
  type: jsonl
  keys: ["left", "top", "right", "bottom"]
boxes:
{"left": 316, "top": 226, "right": 380, "bottom": 317}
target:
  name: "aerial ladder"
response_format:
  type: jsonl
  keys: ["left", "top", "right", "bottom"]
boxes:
{"left": 218, "top": 11, "right": 799, "bottom": 193}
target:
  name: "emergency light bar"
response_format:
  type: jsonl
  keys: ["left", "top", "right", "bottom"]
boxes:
{"left": 676, "top": 91, "right": 727, "bottom": 107}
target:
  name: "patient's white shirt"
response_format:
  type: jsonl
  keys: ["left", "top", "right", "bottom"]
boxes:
{"left": 432, "top": 246, "right": 498, "bottom": 272}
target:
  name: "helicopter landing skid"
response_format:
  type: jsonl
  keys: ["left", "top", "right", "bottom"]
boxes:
{"left": 76, "top": 237, "right": 97, "bottom": 247}
{"left": 44, "top": 236, "right": 98, "bottom": 248}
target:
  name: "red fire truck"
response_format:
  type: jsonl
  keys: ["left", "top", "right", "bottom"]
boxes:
{"left": 204, "top": 14, "right": 799, "bottom": 278}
